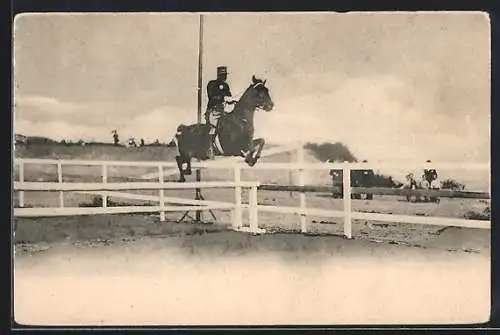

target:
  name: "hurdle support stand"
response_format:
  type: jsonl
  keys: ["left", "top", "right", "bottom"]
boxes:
{"left": 297, "top": 145, "right": 307, "bottom": 233}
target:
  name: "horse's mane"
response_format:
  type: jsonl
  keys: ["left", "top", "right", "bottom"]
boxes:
{"left": 232, "top": 77, "right": 266, "bottom": 117}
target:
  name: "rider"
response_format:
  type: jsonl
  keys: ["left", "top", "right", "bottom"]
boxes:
{"left": 205, "top": 66, "right": 237, "bottom": 158}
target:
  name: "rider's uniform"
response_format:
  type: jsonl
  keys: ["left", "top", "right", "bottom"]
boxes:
{"left": 205, "top": 67, "right": 233, "bottom": 128}
{"left": 205, "top": 66, "right": 234, "bottom": 157}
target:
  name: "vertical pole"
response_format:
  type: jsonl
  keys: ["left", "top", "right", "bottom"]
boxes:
{"left": 249, "top": 186, "right": 258, "bottom": 233}
{"left": 18, "top": 160, "right": 24, "bottom": 208}
{"left": 298, "top": 146, "right": 307, "bottom": 233}
{"left": 159, "top": 165, "right": 165, "bottom": 222}
{"left": 102, "top": 164, "right": 108, "bottom": 208}
{"left": 57, "top": 162, "right": 64, "bottom": 208}
{"left": 343, "top": 161, "right": 352, "bottom": 239}
{"left": 195, "top": 14, "right": 204, "bottom": 223}
{"left": 233, "top": 166, "right": 243, "bottom": 229}
{"left": 289, "top": 151, "right": 293, "bottom": 197}
{"left": 197, "top": 14, "right": 204, "bottom": 125}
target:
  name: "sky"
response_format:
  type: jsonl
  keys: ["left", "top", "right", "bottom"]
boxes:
{"left": 13, "top": 12, "right": 490, "bottom": 162}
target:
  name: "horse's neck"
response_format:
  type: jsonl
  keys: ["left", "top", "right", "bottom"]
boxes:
{"left": 233, "top": 90, "right": 256, "bottom": 122}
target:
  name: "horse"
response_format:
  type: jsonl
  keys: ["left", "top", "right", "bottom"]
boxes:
{"left": 174, "top": 75, "right": 274, "bottom": 182}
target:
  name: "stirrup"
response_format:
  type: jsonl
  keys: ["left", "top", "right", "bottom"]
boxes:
{"left": 207, "top": 146, "right": 215, "bottom": 160}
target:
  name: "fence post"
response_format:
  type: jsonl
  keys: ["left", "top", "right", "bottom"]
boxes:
{"left": 343, "top": 161, "right": 352, "bottom": 239}
{"left": 158, "top": 165, "right": 165, "bottom": 222}
{"left": 233, "top": 166, "right": 243, "bottom": 229}
{"left": 18, "top": 160, "right": 24, "bottom": 208}
{"left": 297, "top": 145, "right": 307, "bottom": 233}
{"left": 102, "top": 164, "right": 108, "bottom": 208}
{"left": 248, "top": 185, "right": 258, "bottom": 233}
{"left": 57, "top": 162, "right": 64, "bottom": 208}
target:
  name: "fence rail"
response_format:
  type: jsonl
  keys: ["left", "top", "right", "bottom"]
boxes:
{"left": 258, "top": 184, "right": 490, "bottom": 199}
{"left": 14, "top": 157, "right": 490, "bottom": 171}
{"left": 14, "top": 181, "right": 260, "bottom": 191}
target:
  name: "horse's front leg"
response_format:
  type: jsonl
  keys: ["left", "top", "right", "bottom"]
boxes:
{"left": 245, "top": 138, "right": 265, "bottom": 167}
{"left": 252, "top": 138, "right": 265, "bottom": 162}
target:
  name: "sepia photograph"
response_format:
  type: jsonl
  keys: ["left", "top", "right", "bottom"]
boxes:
{"left": 12, "top": 11, "right": 491, "bottom": 326}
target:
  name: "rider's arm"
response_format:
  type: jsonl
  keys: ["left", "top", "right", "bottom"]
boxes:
{"left": 224, "top": 83, "right": 233, "bottom": 97}
{"left": 207, "top": 81, "right": 217, "bottom": 100}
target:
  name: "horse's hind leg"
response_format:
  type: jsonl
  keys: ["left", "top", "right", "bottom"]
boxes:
{"left": 175, "top": 155, "right": 186, "bottom": 182}
{"left": 185, "top": 158, "right": 192, "bottom": 175}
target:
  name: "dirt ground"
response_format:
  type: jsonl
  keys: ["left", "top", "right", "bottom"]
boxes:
{"left": 13, "top": 213, "right": 491, "bottom": 326}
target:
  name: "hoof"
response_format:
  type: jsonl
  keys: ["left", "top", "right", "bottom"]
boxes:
{"left": 246, "top": 157, "right": 257, "bottom": 167}
{"left": 178, "top": 177, "right": 186, "bottom": 183}
{"left": 207, "top": 147, "right": 215, "bottom": 160}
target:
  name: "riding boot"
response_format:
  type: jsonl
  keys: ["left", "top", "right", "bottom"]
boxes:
{"left": 207, "top": 133, "right": 216, "bottom": 160}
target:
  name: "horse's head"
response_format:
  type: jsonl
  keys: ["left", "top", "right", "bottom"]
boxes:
{"left": 246, "top": 75, "right": 274, "bottom": 112}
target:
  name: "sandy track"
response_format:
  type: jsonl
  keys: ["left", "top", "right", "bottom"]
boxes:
{"left": 14, "top": 232, "right": 490, "bottom": 326}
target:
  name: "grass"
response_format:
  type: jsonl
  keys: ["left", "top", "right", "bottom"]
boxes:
{"left": 78, "top": 196, "right": 157, "bottom": 208}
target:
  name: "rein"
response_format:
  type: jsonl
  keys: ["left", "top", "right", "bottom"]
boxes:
{"left": 230, "top": 82, "right": 264, "bottom": 123}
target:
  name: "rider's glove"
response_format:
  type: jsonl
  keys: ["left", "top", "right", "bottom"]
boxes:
{"left": 224, "top": 96, "right": 237, "bottom": 104}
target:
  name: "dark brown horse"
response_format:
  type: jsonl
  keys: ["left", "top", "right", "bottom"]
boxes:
{"left": 174, "top": 75, "right": 274, "bottom": 182}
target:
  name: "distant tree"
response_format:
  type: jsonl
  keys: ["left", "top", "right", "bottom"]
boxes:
{"left": 140, "top": 138, "right": 145, "bottom": 147}
{"left": 305, "top": 142, "right": 357, "bottom": 163}
{"left": 26, "top": 136, "right": 57, "bottom": 145}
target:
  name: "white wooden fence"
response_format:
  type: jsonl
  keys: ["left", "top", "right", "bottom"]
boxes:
{"left": 13, "top": 145, "right": 491, "bottom": 238}
{"left": 13, "top": 157, "right": 264, "bottom": 234}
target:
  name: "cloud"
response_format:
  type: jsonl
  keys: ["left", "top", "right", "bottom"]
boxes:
{"left": 14, "top": 102, "right": 200, "bottom": 144}
{"left": 15, "top": 119, "right": 104, "bottom": 142}
{"left": 254, "top": 73, "right": 489, "bottom": 162}
{"left": 120, "top": 106, "right": 196, "bottom": 142}
{"left": 15, "top": 95, "right": 86, "bottom": 121}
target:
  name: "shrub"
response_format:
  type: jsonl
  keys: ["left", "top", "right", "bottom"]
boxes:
{"left": 441, "top": 179, "right": 466, "bottom": 191}
{"left": 464, "top": 206, "right": 490, "bottom": 220}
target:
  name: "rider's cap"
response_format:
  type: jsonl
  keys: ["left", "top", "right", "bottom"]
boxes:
{"left": 217, "top": 66, "right": 228, "bottom": 75}
{"left": 426, "top": 160, "right": 432, "bottom": 163}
